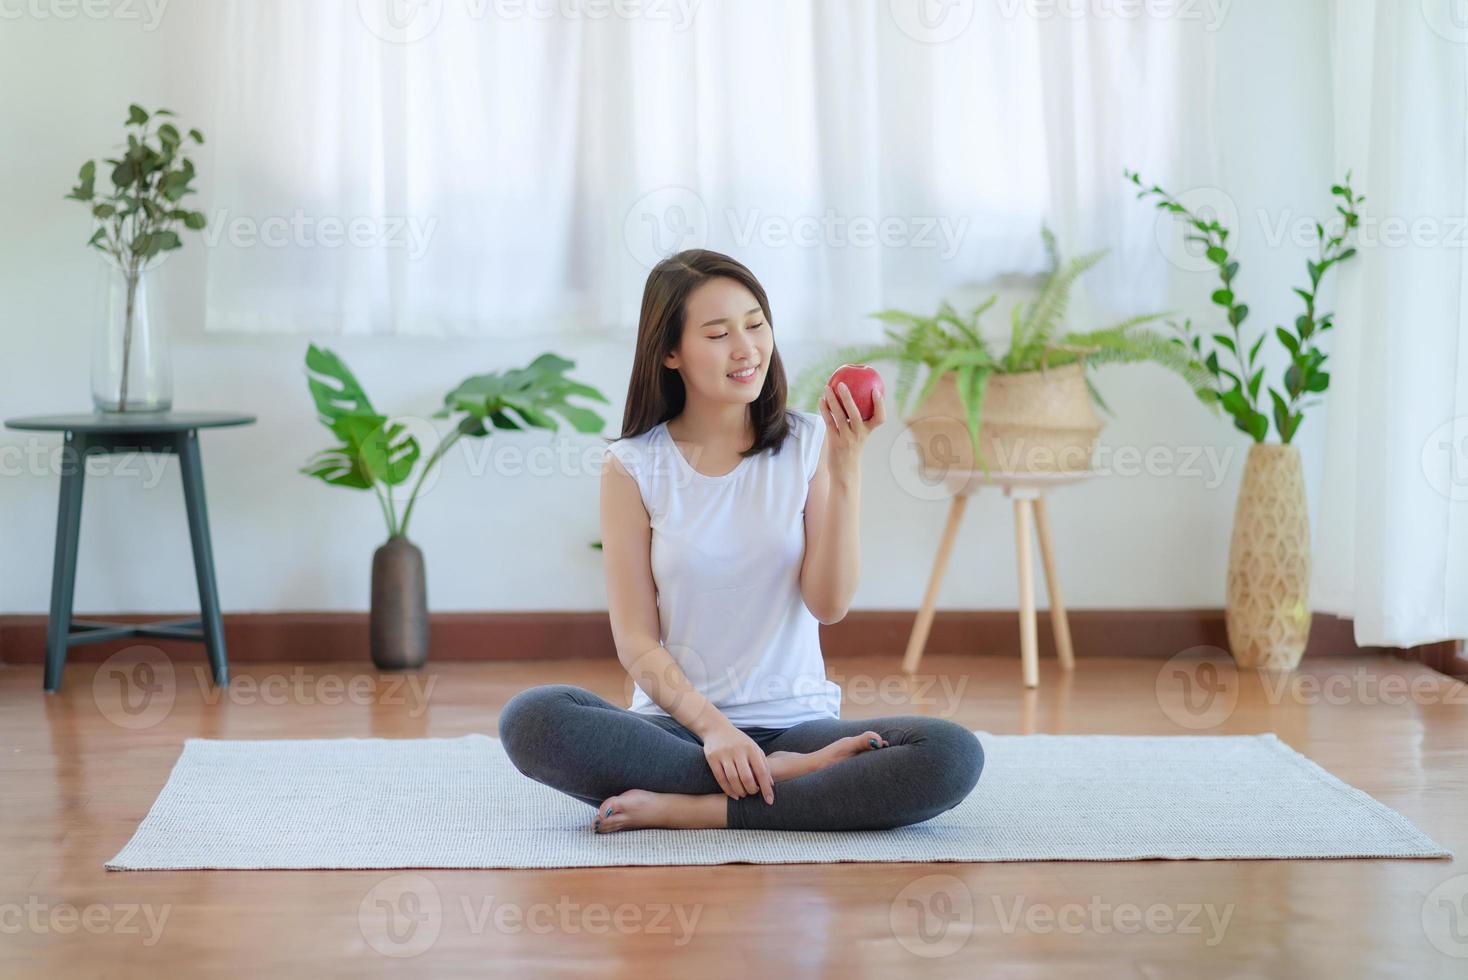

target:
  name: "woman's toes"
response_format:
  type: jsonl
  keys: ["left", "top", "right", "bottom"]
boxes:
{"left": 593, "top": 794, "right": 626, "bottom": 833}
{"left": 848, "top": 730, "right": 888, "bottom": 753}
{"left": 593, "top": 789, "right": 658, "bottom": 833}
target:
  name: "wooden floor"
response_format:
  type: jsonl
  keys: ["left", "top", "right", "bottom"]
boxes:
{"left": 2, "top": 651, "right": 1465, "bottom": 978}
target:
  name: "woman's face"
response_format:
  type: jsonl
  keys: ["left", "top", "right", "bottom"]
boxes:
{"left": 664, "top": 276, "right": 773, "bottom": 407}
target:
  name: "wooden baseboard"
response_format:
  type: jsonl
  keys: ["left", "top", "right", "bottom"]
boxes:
{"left": 1, "top": 608, "right": 1439, "bottom": 669}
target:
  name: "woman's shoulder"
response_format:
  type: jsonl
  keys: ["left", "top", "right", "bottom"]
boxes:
{"left": 605, "top": 423, "right": 664, "bottom": 477}
{"left": 782, "top": 408, "right": 825, "bottom": 481}
{"left": 785, "top": 408, "right": 824, "bottom": 441}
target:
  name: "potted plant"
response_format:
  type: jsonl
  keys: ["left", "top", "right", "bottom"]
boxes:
{"left": 1125, "top": 168, "right": 1364, "bottom": 670}
{"left": 65, "top": 104, "right": 208, "bottom": 413}
{"left": 794, "top": 226, "right": 1213, "bottom": 476}
{"left": 301, "top": 346, "right": 610, "bottom": 669}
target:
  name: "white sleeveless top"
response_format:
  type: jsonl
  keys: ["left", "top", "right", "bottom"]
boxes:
{"left": 605, "top": 408, "right": 843, "bottom": 727}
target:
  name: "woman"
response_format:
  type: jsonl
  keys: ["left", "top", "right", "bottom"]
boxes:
{"left": 497, "top": 249, "right": 984, "bottom": 834}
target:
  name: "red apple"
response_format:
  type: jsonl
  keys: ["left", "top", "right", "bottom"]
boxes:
{"left": 827, "top": 364, "right": 884, "bottom": 422}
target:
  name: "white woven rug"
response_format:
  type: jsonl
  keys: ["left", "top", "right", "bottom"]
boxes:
{"left": 106, "top": 732, "right": 1449, "bottom": 870}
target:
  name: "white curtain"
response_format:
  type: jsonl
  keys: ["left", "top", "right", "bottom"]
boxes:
{"left": 1314, "top": 1, "right": 1468, "bottom": 646}
{"left": 199, "top": 0, "right": 1216, "bottom": 340}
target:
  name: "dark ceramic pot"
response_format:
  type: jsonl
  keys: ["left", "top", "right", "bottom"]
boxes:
{"left": 370, "top": 535, "right": 428, "bottom": 670}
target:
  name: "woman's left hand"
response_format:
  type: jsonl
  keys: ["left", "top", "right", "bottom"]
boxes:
{"left": 818, "top": 380, "right": 887, "bottom": 479}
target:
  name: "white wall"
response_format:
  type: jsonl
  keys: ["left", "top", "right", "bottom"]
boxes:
{"left": 0, "top": 0, "right": 1338, "bottom": 616}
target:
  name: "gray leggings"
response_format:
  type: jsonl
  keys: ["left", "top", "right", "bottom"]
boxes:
{"left": 497, "top": 684, "right": 984, "bottom": 831}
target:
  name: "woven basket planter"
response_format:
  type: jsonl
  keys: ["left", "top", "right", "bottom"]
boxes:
{"left": 906, "top": 362, "right": 1103, "bottom": 474}
{"left": 1225, "top": 443, "right": 1312, "bottom": 670}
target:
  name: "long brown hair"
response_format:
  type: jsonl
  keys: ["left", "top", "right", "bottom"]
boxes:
{"left": 613, "top": 249, "right": 793, "bottom": 458}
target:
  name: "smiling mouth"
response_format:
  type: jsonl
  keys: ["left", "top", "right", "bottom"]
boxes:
{"left": 728, "top": 365, "right": 760, "bottom": 380}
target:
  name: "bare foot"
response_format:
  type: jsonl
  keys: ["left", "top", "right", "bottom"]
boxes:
{"left": 766, "top": 730, "right": 888, "bottom": 783}
{"left": 593, "top": 789, "right": 728, "bottom": 833}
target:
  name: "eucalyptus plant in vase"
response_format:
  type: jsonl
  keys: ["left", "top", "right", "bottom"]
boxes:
{"left": 66, "top": 104, "right": 208, "bottom": 413}
{"left": 1125, "top": 168, "right": 1364, "bottom": 670}
{"left": 301, "top": 346, "right": 609, "bottom": 669}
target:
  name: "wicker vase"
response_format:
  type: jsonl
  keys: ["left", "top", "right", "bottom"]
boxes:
{"left": 1225, "top": 444, "right": 1311, "bottom": 669}
{"left": 907, "top": 362, "right": 1103, "bottom": 475}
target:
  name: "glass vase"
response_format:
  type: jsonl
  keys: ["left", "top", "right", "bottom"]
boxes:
{"left": 92, "top": 260, "right": 172, "bottom": 414}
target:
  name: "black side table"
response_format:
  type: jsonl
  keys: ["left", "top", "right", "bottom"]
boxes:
{"left": 4, "top": 412, "right": 256, "bottom": 692}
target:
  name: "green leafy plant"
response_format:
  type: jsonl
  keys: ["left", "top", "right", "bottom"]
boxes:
{"left": 1124, "top": 169, "right": 1363, "bottom": 443}
{"left": 301, "top": 345, "right": 610, "bottom": 538}
{"left": 65, "top": 104, "right": 209, "bottom": 410}
{"left": 792, "top": 226, "right": 1213, "bottom": 468}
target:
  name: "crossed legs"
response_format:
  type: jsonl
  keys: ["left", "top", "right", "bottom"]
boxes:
{"left": 497, "top": 684, "right": 984, "bottom": 833}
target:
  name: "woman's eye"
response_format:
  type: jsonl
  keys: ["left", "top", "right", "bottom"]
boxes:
{"left": 708, "top": 323, "right": 761, "bottom": 340}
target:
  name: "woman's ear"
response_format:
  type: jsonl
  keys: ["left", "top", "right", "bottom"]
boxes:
{"left": 663, "top": 350, "right": 680, "bottom": 370}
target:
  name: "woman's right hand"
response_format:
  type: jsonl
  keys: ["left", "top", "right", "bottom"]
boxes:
{"left": 701, "top": 722, "right": 775, "bottom": 805}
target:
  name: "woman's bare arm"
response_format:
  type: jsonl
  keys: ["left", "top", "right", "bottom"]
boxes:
{"left": 601, "top": 450, "right": 732, "bottom": 739}
{"left": 801, "top": 382, "right": 885, "bottom": 623}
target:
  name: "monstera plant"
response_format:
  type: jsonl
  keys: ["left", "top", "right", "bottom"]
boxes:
{"left": 301, "top": 345, "right": 609, "bottom": 669}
